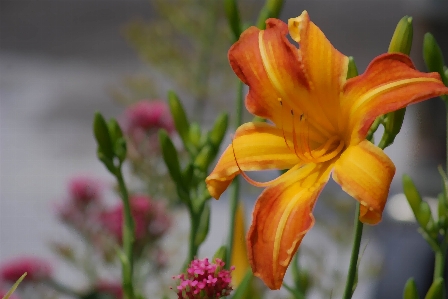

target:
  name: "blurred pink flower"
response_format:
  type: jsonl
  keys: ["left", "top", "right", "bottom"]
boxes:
{"left": 95, "top": 280, "right": 123, "bottom": 299}
{"left": 0, "top": 289, "right": 21, "bottom": 299}
{"left": 55, "top": 176, "right": 104, "bottom": 231}
{"left": 100, "top": 195, "right": 171, "bottom": 243}
{"left": 172, "top": 258, "right": 234, "bottom": 299}
{"left": 122, "top": 100, "right": 174, "bottom": 134}
{"left": 0, "top": 257, "right": 52, "bottom": 282}
{"left": 68, "top": 176, "right": 103, "bottom": 206}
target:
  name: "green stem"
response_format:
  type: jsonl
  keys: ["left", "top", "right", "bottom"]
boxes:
{"left": 342, "top": 203, "right": 364, "bottom": 299}
{"left": 116, "top": 167, "right": 135, "bottom": 299}
{"left": 227, "top": 80, "right": 244, "bottom": 267}
{"left": 193, "top": 0, "right": 218, "bottom": 122}
{"left": 434, "top": 103, "right": 448, "bottom": 279}
{"left": 187, "top": 208, "right": 200, "bottom": 264}
{"left": 434, "top": 246, "right": 446, "bottom": 279}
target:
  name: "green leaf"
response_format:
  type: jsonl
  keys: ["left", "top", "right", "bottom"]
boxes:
{"left": 158, "top": 129, "right": 184, "bottom": 188}
{"left": 208, "top": 113, "right": 229, "bottom": 147}
{"left": 194, "top": 204, "right": 211, "bottom": 247}
{"left": 403, "top": 174, "right": 423, "bottom": 217}
{"left": 423, "top": 33, "right": 448, "bottom": 87}
{"left": 403, "top": 277, "right": 420, "bottom": 299}
{"left": 213, "top": 245, "right": 227, "bottom": 262}
{"left": 224, "top": 0, "right": 242, "bottom": 41}
{"left": 93, "top": 112, "right": 114, "bottom": 160}
{"left": 389, "top": 16, "right": 413, "bottom": 55}
{"left": 168, "top": 91, "right": 190, "bottom": 146}
{"left": 425, "top": 278, "right": 444, "bottom": 299}
{"left": 231, "top": 269, "right": 254, "bottom": 299}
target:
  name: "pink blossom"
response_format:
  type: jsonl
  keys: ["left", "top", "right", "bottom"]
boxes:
{"left": 55, "top": 176, "right": 104, "bottom": 230}
{"left": 100, "top": 195, "right": 171, "bottom": 243}
{"left": 122, "top": 100, "right": 174, "bottom": 134}
{"left": 95, "top": 280, "right": 123, "bottom": 299}
{"left": 0, "top": 257, "right": 52, "bottom": 282}
{"left": 0, "top": 289, "right": 21, "bottom": 299}
{"left": 68, "top": 176, "right": 103, "bottom": 206}
{"left": 172, "top": 258, "right": 234, "bottom": 299}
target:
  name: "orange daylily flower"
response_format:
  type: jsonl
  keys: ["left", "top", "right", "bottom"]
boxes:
{"left": 206, "top": 11, "right": 448, "bottom": 290}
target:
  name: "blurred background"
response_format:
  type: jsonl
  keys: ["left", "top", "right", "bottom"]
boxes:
{"left": 1, "top": 0, "right": 448, "bottom": 298}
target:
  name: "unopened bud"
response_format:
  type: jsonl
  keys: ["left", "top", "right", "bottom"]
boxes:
{"left": 168, "top": 91, "right": 190, "bottom": 145}
{"left": 209, "top": 113, "right": 229, "bottom": 147}
{"left": 159, "top": 129, "right": 183, "bottom": 188}
{"left": 256, "top": 0, "right": 285, "bottom": 29}
{"left": 423, "top": 33, "right": 447, "bottom": 86}
{"left": 388, "top": 16, "right": 413, "bottom": 55}
{"left": 213, "top": 246, "right": 228, "bottom": 263}
{"left": 403, "top": 175, "right": 422, "bottom": 216}
{"left": 403, "top": 277, "right": 419, "bottom": 299}
{"left": 93, "top": 112, "right": 114, "bottom": 160}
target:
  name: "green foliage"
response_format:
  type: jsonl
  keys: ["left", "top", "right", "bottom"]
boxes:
{"left": 160, "top": 91, "right": 229, "bottom": 266}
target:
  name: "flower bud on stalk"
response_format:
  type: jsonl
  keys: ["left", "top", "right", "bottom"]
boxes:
{"left": 168, "top": 91, "right": 191, "bottom": 148}
{"left": 403, "top": 278, "right": 419, "bottom": 299}
{"left": 224, "top": 0, "right": 242, "bottom": 41}
{"left": 379, "top": 16, "right": 413, "bottom": 149}
{"left": 256, "top": 0, "right": 285, "bottom": 29}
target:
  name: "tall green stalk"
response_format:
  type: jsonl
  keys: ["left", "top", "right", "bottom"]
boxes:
{"left": 341, "top": 205, "right": 363, "bottom": 299}
{"left": 116, "top": 167, "right": 136, "bottom": 299}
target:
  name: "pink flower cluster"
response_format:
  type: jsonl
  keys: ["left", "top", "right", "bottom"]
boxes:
{"left": 0, "top": 256, "right": 52, "bottom": 282}
{"left": 100, "top": 195, "right": 171, "bottom": 243}
{"left": 56, "top": 176, "right": 103, "bottom": 229}
{"left": 173, "top": 258, "right": 234, "bottom": 299}
{"left": 120, "top": 100, "right": 175, "bottom": 159}
{"left": 123, "top": 100, "right": 174, "bottom": 134}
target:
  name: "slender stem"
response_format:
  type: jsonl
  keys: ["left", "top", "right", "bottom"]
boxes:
{"left": 187, "top": 208, "right": 200, "bottom": 264}
{"left": 434, "top": 246, "right": 446, "bottom": 279}
{"left": 434, "top": 103, "right": 448, "bottom": 279}
{"left": 193, "top": 0, "right": 218, "bottom": 122}
{"left": 116, "top": 167, "right": 135, "bottom": 299}
{"left": 342, "top": 203, "right": 364, "bottom": 299}
{"left": 227, "top": 80, "right": 244, "bottom": 267}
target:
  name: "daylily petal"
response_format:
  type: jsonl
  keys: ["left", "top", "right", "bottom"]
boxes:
{"left": 333, "top": 140, "right": 395, "bottom": 224}
{"left": 288, "top": 11, "right": 349, "bottom": 130}
{"left": 206, "top": 122, "right": 300, "bottom": 199}
{"left": 342, "top": 53, "right": 448, "bottom": 144}
{"left": 247, "top": 161, "right": 334, "bottom": 290}
{"left": 228, "top": 18, "right": 310, "bottom": 128}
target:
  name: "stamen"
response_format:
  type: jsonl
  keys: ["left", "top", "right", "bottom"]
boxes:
{"left": 312, "top": 139, "right": 345, "bottom": 163}
{"left": 291, "top": 110, "right": 307, "bottom": 161}
{"left": 298, "top": 114, "right": 314, "bottom": 159}
{"left": 278, "top": 98, "right": 292, "bottom": 152}
{"left": 231, "top": 136, "right": 295, "bottom": 187}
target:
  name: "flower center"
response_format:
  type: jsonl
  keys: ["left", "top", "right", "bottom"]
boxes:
{"left": 285, "top": 107, "right": 345, "bottom": 164}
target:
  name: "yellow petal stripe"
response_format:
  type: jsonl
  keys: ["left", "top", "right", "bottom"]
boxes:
{"left": 247, "top": 161, "right": 333, "bottom": 289}
{"left": 206, "top": 122, "right": 300, "bottom": 199}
